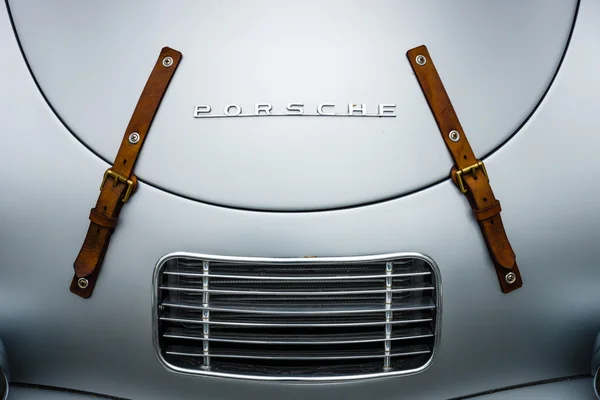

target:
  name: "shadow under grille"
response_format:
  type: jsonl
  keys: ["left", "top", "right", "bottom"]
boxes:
{"left": 154, "top": 254, "right": 440, "bottom": 380}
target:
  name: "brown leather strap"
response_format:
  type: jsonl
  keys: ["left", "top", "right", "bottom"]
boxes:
{"left": 71, "top": 47, "right": 182, "bottom": 298}
{"left": 407, "top": 45, "right": 522, "bottom": 293}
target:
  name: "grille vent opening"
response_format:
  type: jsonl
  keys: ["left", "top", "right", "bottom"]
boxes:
{"left": 154, "top": 254, "right": 440, "bottom": 380}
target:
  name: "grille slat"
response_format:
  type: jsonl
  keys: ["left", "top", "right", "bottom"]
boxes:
{"left": 162, "top": 297, "right": 435, "bottom": 314}
{"left": 159, "top": 286, "right": 435, "bottom": 295}
{"left": 160, "top": 311, "right": 434, "bottom": 327}
{"left": 164, "top": 327, "right": 433, "bottom": 345}
{"left": 166, "top": 345, "right": 431, "bottom": 360}
{"left": 155, "top": 254, "right": 439, "bottom": 380}
{"left": 163, "top": 271, "right": 431, "bottom": 280}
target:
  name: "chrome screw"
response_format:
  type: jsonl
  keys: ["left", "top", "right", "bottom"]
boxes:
{"left": 128, "top": 132, "right": 140, "bottom": 144}
{"left": 415, "top": 55, "right": 427, "bottom": 66}
{"left": 505, "top": 272, "right": 517, "bottom": 284}
{"left": 77, "top": 278, "right": 89, "bottom": 289}
{"left": 449, "top": 130, "right": 460, "bottom": 142}
{"left": 162, "top": 56, "right": 173, "bottom": 67}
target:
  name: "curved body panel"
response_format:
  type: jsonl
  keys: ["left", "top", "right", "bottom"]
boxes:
{"left": 8, "top": 0, "right": 576, "bottom": 210}
{"left": 0, "top": 0, "right": 599, "bottom": 399}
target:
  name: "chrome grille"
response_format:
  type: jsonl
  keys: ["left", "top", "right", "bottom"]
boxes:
{"left": 153, "top": 253, "right": 440, "bottom": 380}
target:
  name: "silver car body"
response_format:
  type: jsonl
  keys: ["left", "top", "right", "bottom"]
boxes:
{"left": 1, "top": 0, "right": 599, "bottom": 399}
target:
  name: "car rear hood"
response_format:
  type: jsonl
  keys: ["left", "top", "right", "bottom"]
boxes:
{"left": 8, "top": 0, "right": 576, "bottom": 210}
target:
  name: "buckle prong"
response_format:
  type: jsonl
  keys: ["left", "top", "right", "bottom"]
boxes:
{"left": 100, "top": 169, "right": 135, "bottom": 202}
{"left": 455, "top": 161, "right": 488, "bottom": 194}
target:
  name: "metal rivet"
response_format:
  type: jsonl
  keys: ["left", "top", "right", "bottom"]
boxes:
{"left": 505, "top": 272, "right": 517, "bottom": 284}
{"left": 77, "top": 278, "right": 89, "bottom": 289}
{"left": 415, "top": 55, "right": 427, "bottom": 66}
{"left": 128, "top": 132, "right": 140, "bottom": 144}
{"left": 449, "top": 130, "right": 460, "bottom": 142}
{"left": 162, "top": 56, "right": 173, "bottom": 67}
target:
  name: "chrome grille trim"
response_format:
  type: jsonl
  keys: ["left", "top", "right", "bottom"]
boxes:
{"left": 159, "top": 314, "right": 434, "bottom": 327}
{"left": 161, "top": 298, "right": 435, "bottom": 314}
{"left": 163, "top": 326, "right": 434, "bottom": 345}
{"left": 153, "top": 252, "right": 441, "bottom": 381}
{"left": 166, "top": 345, "right": 432, "bottom": 360}
{"left": 159, "top": 286, "right": 435, "bottom": 295}
{"left": 162, "top": 271, "right": 432, "bottom": 280}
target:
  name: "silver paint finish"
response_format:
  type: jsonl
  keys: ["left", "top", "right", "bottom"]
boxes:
{"left": 1, "top": 1, "right": 600, "bottom": 400}
{"left": 7, "top": 387, "right": 120, "bottom": 400}
{"left": 6, "top": 379, "right": 598, "bottom": 400}
{"left": 7, "top": 0, "right": 577, "bottom": 210}
{"left": 467, "top": 378, "right": 597, "bottom": 399}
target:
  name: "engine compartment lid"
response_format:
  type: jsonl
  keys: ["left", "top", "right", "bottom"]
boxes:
{"left": 9, "top": 0, "right": 576, "bottom": 210}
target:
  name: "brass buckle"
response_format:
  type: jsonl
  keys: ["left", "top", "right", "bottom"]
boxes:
{"left": 100, "top": 169, "right": 135, "bottom": 203}
{"left": 455, "top": 161, "right": 488, "bottom": 194}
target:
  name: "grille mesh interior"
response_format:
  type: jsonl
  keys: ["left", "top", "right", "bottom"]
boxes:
{"left": 154, "top": 254, "right": 439, "bottom": 380}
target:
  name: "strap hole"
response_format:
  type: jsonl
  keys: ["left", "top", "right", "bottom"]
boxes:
{"left": 490, "top": 219, "right": 495, "bottom": 224}
{"left": 103, "top": 206, "right": 107, "bottom": 211}
{"left": 123, "top": 159, "right": 127, "bottom": 165}
{"left": 463, "top": 155, "right": 467, "bottom": 160}
{"left": 483, "top": 197, "right": 488, "bottom": 202}
{"left": 96, "top": 228, "right": 100, "bottom": 233}
{"left": 473, "top": 175, "right": 478, "bottom": 180}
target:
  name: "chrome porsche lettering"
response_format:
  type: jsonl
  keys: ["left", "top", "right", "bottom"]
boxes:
{"left": 379, "top": 104, "right": 396, "bottom": 116}
{"left": 193, "top": 103, "right": 397, "bottom": 118}
{"left": 255, "top": 103, "right": 273, "bottom": 115}
{"left": 193, "top": 105, "right": 211, "bottom": 117}
{"left": 348, "top": 103, "right": 366, "bottom": 115}
{"left": 317, "top": 103, "right": 335, "bottom": 116}
{"left": 223, "top": 104, "right": 242, "bottom": 116}
{"left": 286, "top": 103, "right": 304, "bottom": 115}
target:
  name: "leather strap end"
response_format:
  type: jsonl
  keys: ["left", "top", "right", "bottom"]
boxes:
{"left": 496, "top": 264, "right": 523, "bottom": 294}
{"left": 161, "top": 47, "right": 182, "bottom": 62}
{"left": 72, "top": 222, "right": 111, "bottom": 298}
{"left": 70, "top": 266, "right": 102, "bottom": 299}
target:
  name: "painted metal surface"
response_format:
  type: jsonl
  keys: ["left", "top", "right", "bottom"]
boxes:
{"left": 7, "top": 0, "right": 576, "bottom": 210}
{"left": 467, "top": 378, "right": 597, "bottom": 400}
{"left": 0, "top": 0, "right": 600, "bottom": 399}
{"left": 6, "top": 379, "right": 598, "bottom": 399}
{"left": 7, "top": 387, "right": 122, "bottom": 400}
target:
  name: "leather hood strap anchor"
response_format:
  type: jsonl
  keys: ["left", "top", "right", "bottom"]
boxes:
{"left": 407, "top": 45, "right": 523, "bottom": 293}
{"left": 71, "top": 47, "right": 182, "bottom": 298}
